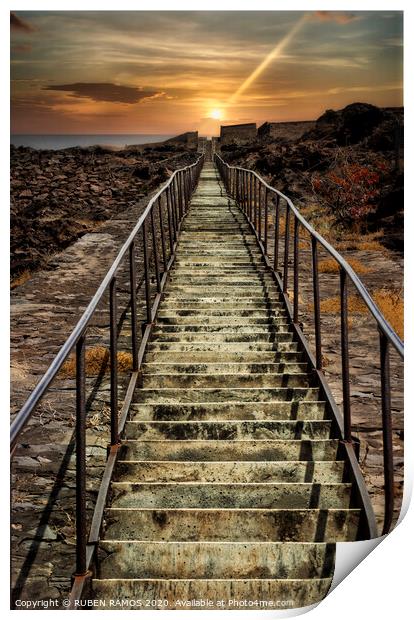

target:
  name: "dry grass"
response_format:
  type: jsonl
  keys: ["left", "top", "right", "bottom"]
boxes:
{"left": 318, "top": 258, "right": 372, "bottom": 275}
{"left": 336, "top": 230, "right": 385, "bottom": 253}
{"left": 60, "top": 346, "right": 133, "bottom": 377}
{"left": 307, "top": 287, "right": 403, "bottom": 339}
{"left": 372, "top": 288, "right": 404, "bottom": 339}
{"left": 317, "top": 295, "right": 368, "bottom": 314}
{"left": 11, "top": 269, "right": 32, "bottom": 289}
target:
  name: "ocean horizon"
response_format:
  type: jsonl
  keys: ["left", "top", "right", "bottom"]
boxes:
{"left": 10, "top": 134, "right": 174, "bottom": 151}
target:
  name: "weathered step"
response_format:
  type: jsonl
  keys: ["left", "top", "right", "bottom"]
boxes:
{"left": 153, "top": 322, "right": 291, "bottom": 333}
{"left": 109, "top": 482, "right": 352, "bottom": 509}
{"left": 141, "top": 373, "right": 312, "bottom": 389}
{"left": 142, "top": 362, "right": 308, "bottom": 374}
{"left": 97, "top": 541, "right": 335, "bottom": 579}
{"left": 120, "top": 439, "right": 340, "bottom": 461}
{"left": 135, "top": 387, "right": 320, "bottom": 403}
{"left": 103, "top": 508, "right": 357, "bottom": 542}
{"left": 113, "top": 460, "right": 345, "bottom": 483}
{"left": 155, "top": 317, "right": 289, "bottom": 326}
{"left": 150, "top": 331, "right": 294, "bottom": 343}
{"left": 162, "top": 296, "right": 278, "bottom": 305}
{"left": 147, "top": 341, "right": 299, "bottom": 352}
{"left": 123, "top": 420, "right": 331, "bottom": 440}
{"left": 128, "top": 400, "right": 326, "bottom": 421}
{"left": 144, "top": 350, "right": 304, "bottom": 363}
{"left": 92, "top": 577, "right": 332, "bottom": 609}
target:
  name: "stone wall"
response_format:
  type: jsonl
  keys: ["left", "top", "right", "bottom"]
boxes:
{"left": 258, "top": 121, "right": 315, "bottom": 141}
{"left": 220, "top": 123, "right": 257, "bottom": 146}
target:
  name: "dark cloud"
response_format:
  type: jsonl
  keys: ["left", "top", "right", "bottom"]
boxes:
{"left": 314, "top": 11, "right": 357, "bottom": 25}
{"left": 43, "top": 82, "right": 162, "bottom": 104}
{"left": 10, "top": 12, "right": 35, "bottom": 33}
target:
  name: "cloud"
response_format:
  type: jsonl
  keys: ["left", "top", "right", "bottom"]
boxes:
{"left": 10, "top": 12, "right": 35, "bottom": 33}
{"left": 43, "top": 82, "right": 163, "bottom": 104}
{"left": 314, "top": 11, "right": 358, "bottom": 25}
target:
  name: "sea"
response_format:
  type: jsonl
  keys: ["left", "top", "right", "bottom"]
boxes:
{"left": 10, "top": 134, "right": 174, "bottom": 151}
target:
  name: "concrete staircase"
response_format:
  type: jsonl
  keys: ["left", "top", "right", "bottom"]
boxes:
{"left": 92, "top": 162, "right": 361, "bottom": 609}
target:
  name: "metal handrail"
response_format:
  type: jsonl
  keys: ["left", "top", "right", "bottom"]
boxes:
{"left": 10, "top": 154, "right": 204, "bottom": 450}
{"left": 215, "top": 152, "right": 403, "bottom": 535}
{"left": 10, "top": 152, "right": 204, "bottom": 594}
{"left": 216, "top": 154, "right": 403, "bottom": 356}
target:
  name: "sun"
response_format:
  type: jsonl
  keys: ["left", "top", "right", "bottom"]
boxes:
{"left": 209, "top": 108, "right": 223, "bottom": 120}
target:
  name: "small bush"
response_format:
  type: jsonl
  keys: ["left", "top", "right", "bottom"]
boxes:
{"left": 60, "top": 346, "right": 133, "bottom": 377}
{"left": 318, "top": 258, "right": 371, "bottom": 274}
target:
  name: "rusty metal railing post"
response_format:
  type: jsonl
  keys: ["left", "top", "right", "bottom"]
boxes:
{"left": 283, "top": 205, "right": 290, "bottom": 293}
{"left": 379, "top": 330, "right": 394, "bottom": 534}
{"left": 109, "top": 277, "right": 119, "bottom": 446}
{"left": 311, "top": 237, "right": 323, "bottom": 370}
{"left": 158, "top": 196, "right": 167, "bottom": 273}
{"left": 142, "top": 219, "right": 151, "bottom": 327}
{"left": 129, "top": 242, "right": 138, "bottom": 372}
{"left": 273, "top": 195, "right": 280, "bottom": 271}
{"left": 150, "top": 207, "right": 161, "bottom": 293}
{"left": 258, "top": 184, "right": 262, "bottom": 242}
{"left": 166, "top": 188, "right": 174, "bottom": 254}
{"left": 264, "top": 188, "right": 268, "bottom": 255}
{"left": 293, "top": 216, "right": 299, "bottom": 323}
{"left": 74, "top": 334, "right": 87, "bottom": 577}
{"left": 340, "top": 268, "right": 352, "bottom": 442}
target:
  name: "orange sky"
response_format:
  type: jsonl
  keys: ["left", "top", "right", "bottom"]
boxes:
{"left": 11, "top": 11, "right": 403, "bottom": 135}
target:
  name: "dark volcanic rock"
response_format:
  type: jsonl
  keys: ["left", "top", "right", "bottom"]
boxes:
{"left": 10, "top": 143, "right": 197, "bottom": 283}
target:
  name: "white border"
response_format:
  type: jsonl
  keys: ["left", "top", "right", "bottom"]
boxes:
{"left": 3, "top": 1, "right": 412, "bottom": 618}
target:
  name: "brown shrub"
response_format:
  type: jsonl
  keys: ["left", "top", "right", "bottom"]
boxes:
{"left": 60, "top": 346, "right": 133, "bottom": 377}
{"left": 318, "top": 258, "right": 371, "bottom": 274}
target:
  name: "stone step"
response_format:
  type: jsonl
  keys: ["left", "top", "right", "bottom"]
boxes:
{"left": 142, "top": 362, "right": 308, "bottom": 374}
{"left": 103, "top": 508, "right": 357, "bottom": 542}
{"left": 141, "top": 373, "right": 312, "bottom": 389}
{"left": 161, "top": 298, "right": 284, "bottom": 308}
{"left": 153, "top": 322, "right": 291, "bottom": 332}
{"left": 135, "top": 387, "right": 320, "bottom": 404}
{"left": 147, "top": 341, "right": 299, "bottom": 352}
{"left": 157, "top": 312, "right": 288, "bottom": 322}
{"left": 128, "top": 400, "right": 326, "bottom": 421}
{"left": 144, "top": 350, "right": 304, "bottom": 363}
{"left": 166, "top": 287, "right": 280, "bottom": 297}
{"left": 113, "top": 460, "right": 344, "bottom": 483}
{"left": 108, "top": 482, "right": 352, "bottom": 509}
{"left": 120, "top": 439, "right": 340, "bottom": 461}
{"left": 92, "top": 577, "right": 332, "bottom": 609}
{"left": 151, "top": 331, "right": 294, "bottom": 343}
{"left": 123, "top": 420, "right": 331, "bottom": 440}
{"left": 97, "top": 541, "right": 335, "bottom": 579}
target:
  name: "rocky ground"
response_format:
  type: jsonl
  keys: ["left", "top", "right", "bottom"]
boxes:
{"left": 11, "top": 141, "right": 197, "bottom": 284}
{"left": 220, "top": 103, "right": 403, "bottom": 251}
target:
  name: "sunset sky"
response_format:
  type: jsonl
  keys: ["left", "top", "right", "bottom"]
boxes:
{"left": 10, "top": 10, "right": 403, "bottom": 136}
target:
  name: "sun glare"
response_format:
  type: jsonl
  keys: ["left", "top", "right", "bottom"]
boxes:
{"left": 209, "top": 108, "right": 223, "bottom": 120}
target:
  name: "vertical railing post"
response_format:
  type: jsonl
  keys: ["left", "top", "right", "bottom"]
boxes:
{"left": 74, "top": 334, "right": 87, "bottom": 577}
{"left": 273, "top": 195, "right": 280, "bottom": 271}
{"left": 293, "top": 216, "right": 299, "bottom": 323}
{"left": 283, "top": 206, "right": 290, "bottom": 293}
{"left": 129, "top": 242, "right": 138, "bottom": 372}
{"left": 166, "top": 187, "right": 174, "bottom": 253}
{"left": 258, "top": 184, "right": 262, "bottom": 242}
{"left": 264, "top": 188, "right": 268, "bottom": 255}
{"left": 109, "top": 277, "right": 119, "bottom": 446}
{"left": 311, "top": 237, "right": 323, "bottom": 370}
{"left": 158, "top": 196, "right": 167, "bottom": 273}
{"left": 150, "top": 207, "right": 161, "bottom": 293}
{"left": 142, "top": 219, "right": 151, "bottom": 327}
{"left": 379, "top": 330, "right": 394, "bottom": 535}
{"left": 340, "top": 267, "right": 352, "bottom": 442}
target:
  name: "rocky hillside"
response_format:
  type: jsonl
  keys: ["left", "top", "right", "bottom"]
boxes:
{"left": 11, "top": 142, "right": 197, "bottom": 283}
{"left": 220, "top": 103, "right": 403, "bottom": 251}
